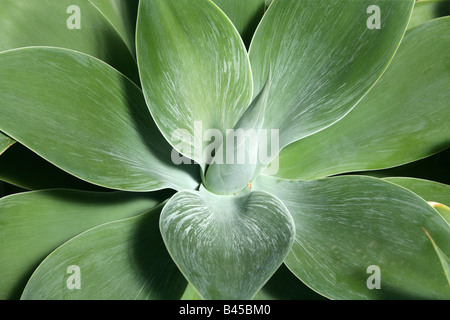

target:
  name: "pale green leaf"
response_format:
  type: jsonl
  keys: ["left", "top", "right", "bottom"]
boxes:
{"left": 0, "top": 47, "right": 199, "bottom": 192}
{"left": 21, "top": 204, "right": 187, "bottom": 300}
{"left": 274, "top": 17, "right": 450, "bottom": 180}
{"left": 0, "top": 189, "right": 167, "bottom": 299}
{"left": 204, "top": 73, "right": 271, "bottom": 194}
{"left": 249, "top": 0, "right": 414, "bottom": 151}
{"left": 136, "top": 0, "right": 253, "bottom": 167}
{"left": 254, "top": 175, "right": 450, "bottom": 299}
{"left": 160, "top": 187, "right": 295, "bottom": 299}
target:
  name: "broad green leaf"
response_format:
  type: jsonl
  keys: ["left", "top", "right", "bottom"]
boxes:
{"left": 0, "top": 143, "right": 108, "bottom": 191}
{"left": 160, "top": 187, "right": 295, "bottom": 299}
{"left": 88, "top": 0, "right": 139, "bottom": 58}
{"left": 0, "top": 47, "right": 199, "bottom": 192}
{"left": 0, "top": 131, "right": 14, "bottom": 155}
{"left": 0, "top": 0, "right": 139, "bottom": 83}
{"left": 136, "top": 0, "right": 253, "bottom": 167}
{"left": 409, "top": 0, "right": 450, "bottom": 29}
{"left": 274, "top": 17, "right": 450, "bottom": 180}
{"left": 211, "top": 0, "right": 266, "bottom": 48}
{"left": 0, "top": 189, "right": 168, "bottom": 299}
{"left": 384, "top": 177, "right": 450, "bottom": 207}
{"left": 21, "top": 204, "right": 187, "bottom": 300}
{"left": 254, "top": 175, "right": 450, "bottom": 299}
{"left": 204, "top": 73, "right": 271, "bottom": 194}
{"left": 249, "top": 0, "right": 414, "bottom": 151}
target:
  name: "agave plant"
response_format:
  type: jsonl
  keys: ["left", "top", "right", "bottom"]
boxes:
{"left": 0, "top": 0, "right": 449, "bottom": 300}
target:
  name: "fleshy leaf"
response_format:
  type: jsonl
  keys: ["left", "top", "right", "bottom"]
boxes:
{"left": 204, "top": 72, "right": 271, "bottom": 194}
{"left": 0, "top": 47, "right": 199, "bottom": 192}
{"left": 0, "top": 189, "right": 168, "bottom": 299}
{"left": 0, "top": 0, "right": 138, "bottom": 83}
{"left": 0, "top": 132, "right": 14, "bottom": 155}
{"left": 160, "top": 187, "right": 295, "bottom": 299}
{"left": 254, "top": 175, "right": 450, "bottom": 299}
{"left": 274, "top": 17, "right": 450, "bottom": 180}
{"left": 249, "top": 0, "right": 414, "bottom": 152}
{"left": 211, "top": 0, "right": 266, "bottom": 48}
{"left": 136, "top": 0, "right": 253, "bottom": 167}
{"left": 21, "top": 204, "right": 187, "bottom": 300}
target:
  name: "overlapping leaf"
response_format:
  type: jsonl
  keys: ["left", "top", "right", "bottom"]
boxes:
{"left": 408, "top": 0, "right": 450, "bottom": 29}
{"left": 136, "top": 0, "right": 253, "bottom": 167}
{"left": 273, "top": 17, "right": 450, "bottom": 180}
{"left": 249, "top": 0, "right": 414, "bottom": 152}
{"left": 88, "top": 0, "right": 139, "bottom": 57}
{"left": 21, "top": 204, "right": 187, "bottom": 300}
{"left": 254, "top": 175, "right": 450, "bottom": 299}
{"left": 0, "top": 47, "right": 199, "bottom": 192}
{"left": 211, "top": 0, "right": 267, "bottom": 47}
{"left": 385, "top": 177, "right": 450, "bottom": 207}
{"left": 0, "top": 0, "right": 139, "bottom": 83}
{"left": 0, "top": 189, "right": 167, "bottom": 299}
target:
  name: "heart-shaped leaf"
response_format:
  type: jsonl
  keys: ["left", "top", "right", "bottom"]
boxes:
{"left": 21, "top": 204, "right": 187, "bottom": 300}
{"left": 136, "top": 0, "right": 253, "bottom": 167}
{"left": 274, "top": 17, "right": 450, "bottom": 180}
{"left": 0, "top": 189, "right": 167, "bottom": 299}
{"left": 254, "top": 175, "right": 450, "bottom": 299}
{"left": 0, "top": 47, "right": 199, "bottom": 192}
{"left": 160, "top": 187, "right": 295, "bottom": 299}
{"left": 249, "top": 0, "right": 414, "bottom": 151}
